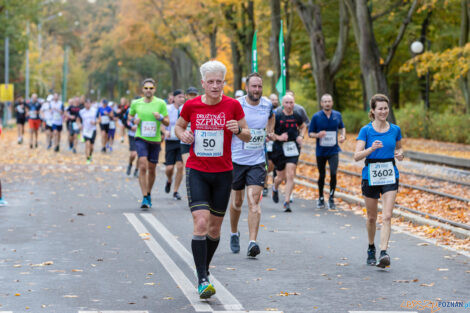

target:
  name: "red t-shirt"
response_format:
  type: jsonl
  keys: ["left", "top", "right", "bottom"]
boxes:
{"left": 180, "top": 95, "right": 245, "bottom": 173}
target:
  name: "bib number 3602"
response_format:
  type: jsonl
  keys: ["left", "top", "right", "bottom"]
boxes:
{"left": 368, "top": 162, "right": 396, "bottom": 186}
{"left": 194, "top": 130, "right": 224, "bottom": 157}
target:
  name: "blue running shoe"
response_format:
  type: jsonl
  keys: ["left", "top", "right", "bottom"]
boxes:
{"left": 0, "top": 198, "right": 8, "bottom": 206}
{"left": 147, "top": 195, "right": 152, "bottom": 208}
{"left": 230, "top": 232, "right": 240, "bottom": 253}
{"left": 140, "top": 196, "right": 149, "bottom": 209}
{"left": 366, "top": 248, "right": 376, "bottom": 266}
{"left": 198, "top": 281, "right": 216, "bottom": 299}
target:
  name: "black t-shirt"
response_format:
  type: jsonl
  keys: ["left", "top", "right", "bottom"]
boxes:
{"left": 15, "top": 101, "right": 26, "bottom": 119}
{"left": 67, "top": 106, "right": 82, "bottom": 124}
{"left": 273, "top": 109, "right": 303, "bottom": 152}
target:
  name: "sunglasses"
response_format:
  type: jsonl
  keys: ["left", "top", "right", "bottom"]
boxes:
{"left": 143, "top": 87, "right": 155, "bottom": 90}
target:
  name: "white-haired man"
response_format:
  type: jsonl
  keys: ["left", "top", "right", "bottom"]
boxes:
{"left": 175, "top": 60, "right": 251, "bottom": 299}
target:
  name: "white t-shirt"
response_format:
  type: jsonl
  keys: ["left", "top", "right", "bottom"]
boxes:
{"left": 50, "top": 100, "right": 64, "bottom": 126}
{"left": 165, "top": 104, "right": 182, "bottom": 141}
{"left": 79, "top": 107, "right": 98, "bottom": 136}
{"left": 231, "top": 96, "right": 273, "bottom": 165}
{"left": 40, "top": 102, "right": 53, "bottom": 126}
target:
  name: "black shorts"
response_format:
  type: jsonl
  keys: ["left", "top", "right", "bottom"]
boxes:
{"left": 16, "top": 117, "right": 26, "bottom": 125}
{"left": 52, "top": 124, "right": 63, "bottom": 132}
{"left": 180, "top": 143, "right": 190, "bottom": 154}
{"left": 186, "top": 168, "right": 232, "bottom": 217}
{"left": 68, "top": 123, "right": 80, "bottom": 135}
{"left": 100, "top": 124, "right": 109, "bottom": 133}
{"left": 45, "top": 124, "right": 53, "bottom": 131}
{"left": 361, "top": 179, "right": 399, "bottom": 199}
{"left": 128, "top": 135, "right": 136, "bottom": 152}
{"left": 271, "top": 150, "right": 299, "bottom": 171}
{"left": 232, "top": 162, "right": 267, "bottom": 190}
{"left": 84, "top": 130, "right": 97, "bottom": 144}
{"left": 135, "top": 138, "right": 161, "bottom": 164}
{"left": 165, "top": 140, "right": 182, "bottom": 165}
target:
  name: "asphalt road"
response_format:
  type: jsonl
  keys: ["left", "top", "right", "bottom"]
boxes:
{"left": 0, "top": 143, "right": 469, "bottom": 313}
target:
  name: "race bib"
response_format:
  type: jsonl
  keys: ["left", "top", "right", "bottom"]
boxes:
{"left": 29, "top": 111, "right": 38, "bottom": 119}
{"left": 109, "top": 121, "right": 116, "bottom": 130}
{"left": 72, "top": 122, "right": 79, "bottom": 131}
{"left": 17, "top": 106, "right": 24, "bottom": 114}
{"left": 141, "top": 121, "right": 157, "bottom": 137}
{"left": 282, "top": 141, "right": 299, "bottom": 157}
{"left": 319, "top": 131, "right": 337, "bottom": 147}
{"left": 83, "top": 128, "right": 94, "bottom": 138}
{"left": 266, "top": 141, "right": 274, "bottom": 152}
{"left": 243, "top": 129, "right": 266, "bottom": 150}
{"left": 101, "top": 115, "right": 110, "bottom": 124}
{"left": 194, "top": 130, "right": 224, "bottom": 157}
{"left": 368, "top": 161, "right": 396, "bottom": 186}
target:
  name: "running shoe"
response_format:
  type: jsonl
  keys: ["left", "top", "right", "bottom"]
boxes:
{"left": 290, "top": 194, "right": 294, "bottom": 203}
{"left": 35, "top": 143, "right": 38, "bottom": 148}
{"left": 165, "top": 181, "right": 171, "bottom": 194}
{"left": 376, "top": 251, "right": 391, "bottom": 268}
{"left": 147, "top": 195, "right": 152, "bottom": 208}
{"left": 316, "top": 198, "right": 325, "bottom": 209}
{"left": 0, "top": 198, "right": 8, "bottom": 206}
{"left": 47, "top": 143, "right": 52, "bottom": 150}
{"left": 283, "top": 202, "right": 292, "bottom": 212}
{"left": 366, "top": 248, "right": 376, "bottom": 266}
{"left": 140, "top": 196, "right": 150, "bottom": 209}
{"left": 262, "top": 188, "right": 268, "bottom": 197}
{"left": 121, "top": 137, "right": 124, "bottom": 143}
{"left": 126, "top": 164, "right": 132, "bottom": 176}
{"left": 54, "top": 146, "right": 59, "bottom": 152}
{"left": 86, "top": 159, "right": 91, "bottom": 165}
{"left": 247, "top": 241, "right": 260, "bottom": 258}
{"left": 328, "top": 198, "right": 336, "bottom": 210}
{"left": 101, "top": 147, "right": 106, "bottom": 153}
{"left": 30, "top": 144, "right": 33, "bottom": 149}
{"left": 173, "top": 192, "right": 182, "bottom": 200}
{"left": 134, "top": 169, "right": 139, "bottom": 177}
{"left": 72, "top": 148, "right": 77, "bottom": 154}
{"left": 109, "top": 146, "right": 113, "bottom": 152}
{"left": 272, "top": 187, "right": 279, "bottom": 203}
{"left": 230, "top": 232, "right": 240, "bottom": 253}
{"left": 198, "top": 281, "right": 216, "bottom": 299}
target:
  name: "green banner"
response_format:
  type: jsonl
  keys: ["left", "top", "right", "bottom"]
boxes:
{"left": 276, "top": 21, "right": 286, "bottom": 101}
{"left": 252, "top": 30, "right": 258, "bottom": 73}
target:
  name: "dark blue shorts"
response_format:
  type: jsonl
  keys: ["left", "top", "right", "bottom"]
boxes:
{"left": 52, "top": 124, "right": 63, "bottom": 132}
{"left": 180, "top": 143, "right": 190, "bottom": 154}
{"left": 135, "top": 138, "right": 161, "bottom": 164}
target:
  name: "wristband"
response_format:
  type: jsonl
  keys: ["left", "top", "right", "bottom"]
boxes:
{"left": 236, "top": 126, "right": 242, "bottom": 135}
{"left": 157, "top": 115, "right": 164, "bottom": 121}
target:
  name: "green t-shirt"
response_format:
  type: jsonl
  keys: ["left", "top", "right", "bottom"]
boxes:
{"left": 129, "top": 97, "right": 168, "bottom": 142}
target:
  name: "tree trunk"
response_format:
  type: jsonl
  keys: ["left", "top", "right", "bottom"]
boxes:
{"left": 459, "top": 0, "right": 470, "bottom": 112}
{"left": 284, "top": 0, "right": 293, "bottom": 89}
{"left": 293, "top": 0, "right": 349, "bottom": 106}
{"left": 231, "top": 39, "right": 243, "bottom": 91}
{"left": 242, "top": 1, "right": 255, "bottom": 74}
{"left": 170, "top": 48, "right": 195, "bottom": 90}
{"left": 270, "top": 0, "right": 281, "bottom": 92}
{"left": 210, "top": 25, "right": 218, "bottom": 59}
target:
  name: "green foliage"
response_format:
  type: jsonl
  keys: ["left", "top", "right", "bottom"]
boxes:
{"left": 341, "top": 109, "right": 370, "bottom": 133}
{"left": 395, "top": 103, "right": 470, "bottom": 144}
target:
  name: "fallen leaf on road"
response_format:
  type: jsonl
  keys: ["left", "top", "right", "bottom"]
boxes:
{"left": 163, "top": 297, "right": 173, "bottom": 300}
{"left": 63, "top": 295, "right": 78, "bottom": 298}
{"left": 270, "top": 215, "right": 276, "bottom": 218}
{"left": 265, "top": 309, "right": 279, "bottom": 311}
{"left": 144, "top": 282, "right": 155, "bottom": 286}
{"left": 417, "top": 243, "right": 429, "bottom": 246}
{"left": 336, "top": 263, "right": 349, "bottom": 266}
{"left": 278, "top": 291, "right": 301, "bottom": 296}
{"left": 339, "top": 287, "right": 349, "bottom": 290}
{"left": 71, "top": 269, "right": 83, "bottom": 272}
{"left": 266, "top": 268, "right": 277, "bottom": 271}
{"left": 31, "top": 261, "right": 54, "bottom": 267}
{"left": 437, "top": 268, "right": 449, "bottom": 271}
{"left": 13, "top": 264, "right": 21, "bottom": 268}
{"left": 226, "top": 267, "right": 236, "bottom": 270}
{"left": 420, "top": 282, "right": 435, "bottom": 287}
{"left": 15, "top": 293, "right": 21, "bottom": 296}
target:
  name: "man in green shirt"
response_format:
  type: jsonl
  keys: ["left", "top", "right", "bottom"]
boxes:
{"left": 128, "top": 78, "right": 169, "bottom": 209}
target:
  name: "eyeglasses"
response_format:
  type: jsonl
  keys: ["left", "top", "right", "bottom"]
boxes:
{"left": 143, "top": 87, "right": 155, "bottom": 90}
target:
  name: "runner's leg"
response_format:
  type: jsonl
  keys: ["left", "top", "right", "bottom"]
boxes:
{"left": 138, "top": 157, "right": 149, "bottom": 197}
{"left": 328, "top": 154, "right": 339, "bottom": 198}
{"left": 229, "top": 189, "right": 245, "bottom": 234}
{"left": 147, "top": 161, "right": 157, "bottom": 195}
{"left": 246, "top": 185, "right": 263, "bottom": 241}
{"left": 284, "top": 163, "right": 297, "bottom": 204}
{"left": 379, "top": 190, "right": 397, "bottom": 251}
{"left": 365, "top": 197, "right": 378, "bottom": 245}
{"left": 317, "top": 156, "right": 327, "bottom": 199}
{"left": 173, "top": 161, "right": 184, "bottom": 193}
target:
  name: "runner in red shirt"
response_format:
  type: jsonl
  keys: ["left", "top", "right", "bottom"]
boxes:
{"left": 175, "top": 60, "right": 250, "bottom": 299}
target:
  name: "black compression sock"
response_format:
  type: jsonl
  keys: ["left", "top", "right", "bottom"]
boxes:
{"left": 192, "top": 236, "right": 208, "bottom": 284}
{"left": 369, "top": 244, "right": 375, "bottom": 250}
{"left": 380, "top": 250, "right": 387, "bottom": 256}
{"left": 206, "top": 235, "right": 220, "bottom": 275}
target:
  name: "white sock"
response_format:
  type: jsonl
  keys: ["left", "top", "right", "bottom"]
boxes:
{"left": 249, "top": 240, "right": 256, "bottom": 244}
{"left": 231, "top": 232, "right": 238, "bottom": 236}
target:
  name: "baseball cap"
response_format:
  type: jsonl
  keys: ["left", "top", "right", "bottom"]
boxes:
{"left": 185, "top": 86, "right": 199, "bottom": 95}
{"left": 173, "top": 89, "right": 184, "bottom": 97}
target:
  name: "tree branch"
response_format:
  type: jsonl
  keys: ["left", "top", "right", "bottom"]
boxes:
{"left": 330, "top": 0, "right": 349, "bottom": 76}
{"left": 383, "top": 0, "right": 418, "bottom": 68}
{"left": 372, "top": 0, "right": 404, "bottom": 21}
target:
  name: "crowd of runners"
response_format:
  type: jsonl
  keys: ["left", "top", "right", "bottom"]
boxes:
{"left": 5, "top": 59, "right": 404, "bottom": 300}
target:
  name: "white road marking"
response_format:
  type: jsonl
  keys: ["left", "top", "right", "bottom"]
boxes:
{"left": 124, "top": 213, "right": 212, "bottom": 312}
{"left": 349, "top": 311, "right": 418, "bottom": 313}
{"left": 141, "top": 213, "right": 244, "bottom": 311}
{"left": 79, "top": 311, "right": 149, "bottom": 313}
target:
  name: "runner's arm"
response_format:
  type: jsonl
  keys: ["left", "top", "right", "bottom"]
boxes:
{"left": 338, "top": 127, "right": 346, "bottom": 143}
{"left": 175, "top": 116, "right": 193, "bottom": 144}
{"left": 266, "top": 114, "right": 275, "bottom": 140}
{"left": 354, "top": 139, "right": 382, "bottom": 161}
{"left": 234, "top": 118, "right": 251, "bottom": 142}
{"left": 394, "top": 140, "right": 404, "bottom": 161}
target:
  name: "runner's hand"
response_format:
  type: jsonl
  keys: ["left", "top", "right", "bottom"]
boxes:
{"left": 371, "top": 140, "right": 383, "bottom": 151}
{"left": 339, "top": 135, "right": 346, "bottom": 143}
{"left": 134, "top": 118, "right": 141, "bottom": 125}
{"left": 395, "top": 150, "right": 404, "bottom": 161}
{"left": 153, "top": 112, "right": 162, "bottom": 120}
{"left": 318, "top": 130, "right": 327, "bottom": 138}
{"left": 131, "top": 125, "right": 137, "bottom": 131}
{"left": 267, "top": 132, "right": 275, "bottom": 141}
{"left": 181, "top": 130, "right": 194, "bottom": 144}
{"left": 296, "top": 135, "right": 303, "bottom": 146}
{"left": 226, "top": 120, "right": 239, "bottom": 133}
{"left": 278, "top": 132, "right": 288, "bottom": 142}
